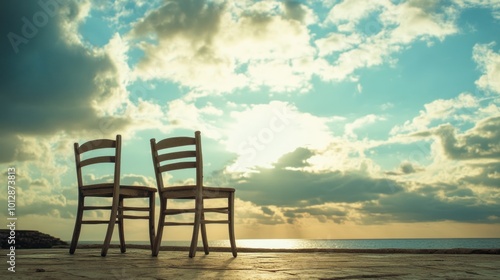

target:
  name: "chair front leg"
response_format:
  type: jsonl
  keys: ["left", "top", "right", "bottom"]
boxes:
{"left": 152, "top": 197, "right": 166, "bottom": 257}
{"left": 201, "top": 209, "right": 209, "bottom": 255}
{"left": 69, "top": 195, "right": 85, "bottom": 254}
{"left": 101, "top": 194, "right": 120, "bottom": 257}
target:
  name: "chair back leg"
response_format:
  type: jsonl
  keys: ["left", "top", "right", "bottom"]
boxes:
{"left": 118, "top": 198, "right": 126, "bottom": 253}
{"left": 148, "top": 192, "right": 156, "bottom": 249}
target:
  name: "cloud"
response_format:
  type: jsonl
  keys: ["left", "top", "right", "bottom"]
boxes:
{"left": 224, "top": 101, "right": 334, "bottom": 171}
{"left": 222, "top": 146, "right": 495, "bottom": 225}
{"left": 129, "top": 0, "right": 316, "bottom": 93}
{"left": 362, "top": 185, "right": 500, "bottom": 223}
{"left": 0, "top": 0, "right": 134, "bottom": 162}
{"left": 316, "top": 0, "right": 459, "bottom": 82}
{"left": 461, "top": 162, "right": 500, "bottom": 189}
{"left": 164, "top": 98, "right": 226, "bottom": 139}
{"left": 226, "top": 148, "right": 403, "bottom": 207}
{"left": 412, "top": 116, "right": 500, "bottom": 161}
{"left": 324, "top": 0, "right": 386, "bottom": 32}
{"left": 233, "top": 199, "right": 286, "bottom": 226}
{"left": 386, "top": 161, "right": 423, "bottom": 176}
{"left": 473, "top": 42, "right": 500, "bottom": 94}
{"left": 454, "top": 0, "right": 500, "bottom": 19}
{"left": 282, "top": 0, "right": 317, "bottom": 25}
{"left": 273, "top": 147, "right": 314, "bottom": 169}
{"left": 315, "top": 32, "right": 362, "bottom": 56}
{"left": 344, "top": 114, "right": 385, "bottom": 139}
{"left": 382, "top": 0, "right": 458, "bottom": 44}
{"left": 127, "top": 0, "right": 491, "bottom": 91}
{"left": 390, "top": 93, "right": 480, "bottom": 135}
{"left": 283, "top": 204, "right": 350, "bottom": 224}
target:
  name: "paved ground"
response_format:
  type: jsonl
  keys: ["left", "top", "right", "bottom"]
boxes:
{"left": 2, "top": 247, "right": 499, "bottom": 279}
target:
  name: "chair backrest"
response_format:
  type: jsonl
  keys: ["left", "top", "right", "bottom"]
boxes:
{"left": 74, "top": 135, "right": 122, "bottom": 191}
{"left": 150, "top": 131, "right": 203, "bottom": 192}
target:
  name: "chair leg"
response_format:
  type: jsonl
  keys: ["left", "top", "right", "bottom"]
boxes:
{"left": 148, "top": 192, "right": 156, "bottom": 252}
{"left": 189, "top": 196, "right": 203, "bottom": 258}
{"left": 118, "top": 197, "right": 126, "bottom": 253}
{"left": 69, "top": 195, "right": 85, "bottom": 254}
{"left": 228, "top": 193, "right": 237, "bottom": 257}
{"left": 101, "top": 195, "right": 120, "bottom": 257}
{"left": 201, "top": 211, "right": 209, "bottom": 255}
{"left": 152, "top": 198, "right": 166, "bottom": 257}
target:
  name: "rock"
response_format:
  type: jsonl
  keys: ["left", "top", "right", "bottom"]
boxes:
{"left": 0, "top": 229, "right": 68, "bottom": 249}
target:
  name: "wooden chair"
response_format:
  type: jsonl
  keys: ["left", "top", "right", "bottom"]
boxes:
{"left": 69, "top": 135, "right": 156, "bottom": 257}
{"left": 150, "top": 131, "right": 237, "bottom": 258}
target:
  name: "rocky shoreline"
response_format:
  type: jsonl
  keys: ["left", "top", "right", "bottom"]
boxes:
{"left": 0, "top": 229, "right": 68, "bottom": 249}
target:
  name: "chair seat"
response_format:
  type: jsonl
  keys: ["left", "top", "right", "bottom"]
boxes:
{"left": 161, "top": 185, "right": 234, "bottom": 199}
{"left": 82, "top": 184, "right": 156, "bottom": 197}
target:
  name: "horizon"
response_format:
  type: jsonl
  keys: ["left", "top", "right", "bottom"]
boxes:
{"left": 1, "top": 0, "right": 500, "bottom": 244}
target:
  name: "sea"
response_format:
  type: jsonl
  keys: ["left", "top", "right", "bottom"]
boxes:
{"left": 87, "top": 238, "right": 500, "bottom": 250}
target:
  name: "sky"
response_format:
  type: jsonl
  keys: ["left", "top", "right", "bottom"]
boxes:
{"left": 1, "top": 0, "right": 500, "bottom": 243}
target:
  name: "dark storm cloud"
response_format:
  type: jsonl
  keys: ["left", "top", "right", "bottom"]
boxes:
{"left": 130, "top": 0, "right": 224, "bottom": 42}
{"left": 236, "top": 168, "right": 403, "bottom": 206}
{"left": 361, "top": 184, "right": 500, "bottom": 224}
{"left": 385, "top": 161, "right": 422, "bottom": 176}
{"left": 273, "top": 147, "right": 313, "bottom": 168}
{"left": 217, "top": 147, "right": 500, "bottom": 225}
{"left": 228, "top": 148, "right": 403, "bottom": 207}
{"left": 462, "top": 162, "right": 500, "bottom": 188}
{"left": 284, "top": 206, "right": 348, "bottom": 224}
{"left": 0, "top": 0, "right": 130, "bottom": 162}
{"left": 413, "top": 116, "right": 500, "bottom": 161}
{"left": 282, "top": 0, "right": 309, "bottom": 23}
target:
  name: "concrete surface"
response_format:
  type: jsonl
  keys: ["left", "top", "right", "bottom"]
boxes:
{"left": 2, "top": 247, "right": 499, "bottom": 279}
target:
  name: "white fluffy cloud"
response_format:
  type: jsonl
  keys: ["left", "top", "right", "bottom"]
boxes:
{"left": 390, "top": 93, "right": 480, "bottom": 135}
{"left": 345, "top": 114, "right": 385, "bottom": 139}
{"left": 316, "top": 0, "right": 459, "bottom": 81}
{"left": 473, "top": 42, "right": 500, "bottom": 94}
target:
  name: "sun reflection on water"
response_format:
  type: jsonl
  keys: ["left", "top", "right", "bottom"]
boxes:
{"left": 234, "top": 239, "right": 305, "bottom": 249}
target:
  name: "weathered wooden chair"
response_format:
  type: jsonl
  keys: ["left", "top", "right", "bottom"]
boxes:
{"left": 69, "top": 135, "right": 156, "bottom": 257}
{"left": 150, "top": 131, "right": 237, "bottom": 257}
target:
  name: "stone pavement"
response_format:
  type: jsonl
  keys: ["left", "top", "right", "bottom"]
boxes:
{"left": 2, "top": 247, "right": 499, "bottom": 279}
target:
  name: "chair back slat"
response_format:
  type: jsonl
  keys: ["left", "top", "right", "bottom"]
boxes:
{"left": 78, "top": 139, "right": 116, "bottom": 154}
{"left": 158, "top": 151, "right": 197, "bottom": 162}
{"left": 156, "top": 137, "right": 195, "bottom": 150}
{"left": 79, "top": 156, "right": 116, "bottom": 168}
{"left": 159, "top": 161, "right": 197, "bottom": 173}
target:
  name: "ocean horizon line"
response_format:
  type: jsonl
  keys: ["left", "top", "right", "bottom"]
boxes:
{"left": 78, "top": 238, "right": 500, "bottom": 250}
